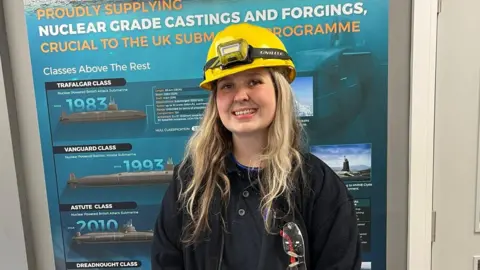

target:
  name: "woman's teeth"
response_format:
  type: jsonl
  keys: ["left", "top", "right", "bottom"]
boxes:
{"left": 234, "top": 109, "right": 256, "bottom": 115}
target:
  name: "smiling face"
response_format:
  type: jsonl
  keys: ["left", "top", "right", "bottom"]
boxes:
{"left": 215, "top": 68, "right": 277, "bottom": 137}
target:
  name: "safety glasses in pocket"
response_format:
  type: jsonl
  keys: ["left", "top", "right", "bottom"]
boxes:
{"left": 280, "top": 221, "right": 306, "bottom": 270}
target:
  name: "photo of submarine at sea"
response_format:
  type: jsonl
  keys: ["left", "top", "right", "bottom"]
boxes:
{"left": 67, "top": 158, "right": 174, "bottom": 188}
{"left": 334, "top": 156, "right": 371, "bottom": 181}
{"left": 311, "top": 143, "right": 372, "bottom": 182}
{"left": 72, "top": 219, "right": 153, "bottom": 244}
{"left": 59, "top": 97, "right": 146, "bottom": 123}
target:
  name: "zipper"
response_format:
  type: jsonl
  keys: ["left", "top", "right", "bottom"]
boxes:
{"left": 217, "top": 229, "right": 225, "bottom": 270}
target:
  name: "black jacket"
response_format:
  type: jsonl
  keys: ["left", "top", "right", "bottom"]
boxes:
{"left": 151, "top": 152, "right": 362, "bottom": 270}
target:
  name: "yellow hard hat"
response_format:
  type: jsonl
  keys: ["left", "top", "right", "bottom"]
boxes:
{"left": 200, "top": 23, "right": 296, "bottom": 91}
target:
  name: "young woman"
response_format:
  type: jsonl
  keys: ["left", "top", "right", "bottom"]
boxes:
{"left": 151, "top": 23, "right": 362, "bottom": 270}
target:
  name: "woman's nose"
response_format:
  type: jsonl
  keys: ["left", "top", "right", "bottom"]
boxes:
{"left": 233, "top": 88, "right": 249, "bottom": 101}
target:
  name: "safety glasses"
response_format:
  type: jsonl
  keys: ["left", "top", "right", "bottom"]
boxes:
{"left": 280, "top": 221, "right": 306, "bottom": 269}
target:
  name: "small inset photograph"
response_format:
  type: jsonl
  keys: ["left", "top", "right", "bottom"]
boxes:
{"left": 361, "top": 261, "right": 372, "bottom": 270}
{"left": 311, "top": 143, "right": 371, "bottom": 182}
{"left": 291, "top": 76, "right": 314, "bottom": 117}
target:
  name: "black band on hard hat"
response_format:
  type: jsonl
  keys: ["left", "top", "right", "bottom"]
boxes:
{"left": 203, "top": 38, "right": 292, "bottom": 72}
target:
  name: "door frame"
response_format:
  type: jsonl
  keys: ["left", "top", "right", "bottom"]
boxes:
{"left": 407, "top": 0, "right": 438, "bottom": 269}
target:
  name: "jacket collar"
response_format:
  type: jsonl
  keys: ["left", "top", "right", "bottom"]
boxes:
{"left": 225, "top": 152, "right": 262, "bottom": 175}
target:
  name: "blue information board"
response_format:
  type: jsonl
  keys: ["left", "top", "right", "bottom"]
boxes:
{"left": 22, "top": 0, "right": 388, "bottom": 269}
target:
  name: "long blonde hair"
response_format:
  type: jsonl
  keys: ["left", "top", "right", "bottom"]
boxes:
{"left": 177, "top": 67, "right": 307, "bottom": 244}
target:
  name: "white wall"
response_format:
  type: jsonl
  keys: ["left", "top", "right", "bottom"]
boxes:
{"left": 407, "top": 0, "right": 438, "bottom": 269}
{"left": 1, "top": 0, "right": 54, "bottom": 269}
{"left": 0, "top": 2, "right": 31, "bottom": 268}
{"left": 430, "top": 0, "right": 480, "bottom": 269}
{"left": 0, "top": 54, "right": 30, "bottom": 270}
{"left": 0, "top": 0, "right": 431, "bottom": 269}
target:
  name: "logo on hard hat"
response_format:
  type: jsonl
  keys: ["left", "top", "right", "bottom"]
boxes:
{"left": 259, "top": 50, "right": 285, "bottom": 56}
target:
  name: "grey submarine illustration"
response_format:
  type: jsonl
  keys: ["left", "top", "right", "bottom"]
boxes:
{"left": 72, "top": 219, "right": 153, "bottom": 244}
{"left": 67, "top": 158, "right": 174, "bottom": 188}
{"left": 292, "top": 19, "right": 374, "bottom": 137}
{"left": 59, "top": 97, "right": 146, "bottom": 123}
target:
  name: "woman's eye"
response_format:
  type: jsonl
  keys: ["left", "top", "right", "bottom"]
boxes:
{"left": 220, "top": 83, "right": 233, "bottom": 90}
{"left": 249, "top": 79, "right": 262, "bottom": 86}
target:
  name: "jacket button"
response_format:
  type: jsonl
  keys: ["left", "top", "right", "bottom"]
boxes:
{"left": 238, "top": 209, "right": 245, "bottom": 216}
{"left": 242, "top": 190, "right": 249, "bottom": 197}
